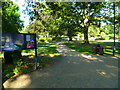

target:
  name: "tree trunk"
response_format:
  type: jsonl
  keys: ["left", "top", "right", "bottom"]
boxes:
{"left": 69, "top": 36, "right": 73, "bottom": 41}
{"left": 67, "top": 29, "right": 73, "bottom": 41}
{"left": 4, "top": 51, "right": 13, "bottom": 64}
{"left": 4, "top": 50, "right": 22, "bottom": 64}
{"left": 84, "top": 26, "right": 89, "bottom": 44}
{"left": 13, "top": 50, "right": 22, "bottom": 58}
{"left": 55, "top": 34, "right": 58, "bottom": 38}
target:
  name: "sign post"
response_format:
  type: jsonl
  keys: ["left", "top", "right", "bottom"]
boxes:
{"left": 1, "top": 33, "right": 39, "bottom": 70}
{"left": 34, "top": 34, "right": 39, "bottom": 70}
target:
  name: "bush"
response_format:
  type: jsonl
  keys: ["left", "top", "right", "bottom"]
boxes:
{"left": 46, "top": 37, "right": 52, "bottom": 42}
{"left": 13, "top": 58, "right": 23, "bottom": 66}
{"left": 101, "top": 32, "right": 106, "bottom": 39}
{"left": 40, "top": 38, "right": 45, "bottom": 42}
{"left": 3, "top": 69, "right": 13, "bottom": 77}
{"left": 39, "top": 38, "right": 53, "bottom": 42}
{"left": 6, "top": 72, "right": 14, "bottom": 78}
{"left": 104, "top": 36, "right": 110, "bottom": 40}
{"left": 52, "top": 37, "right": 63, "bottom": 41}
{"left": 20, "top": 68, "right": 28, "bottom": 74}
{"left": 13, "top": 66, "right": 20, "bottom": 75}
{"left": 98, "top": 32, "right": 110, "bottom": 40}
{"left": 95, "top": 38, "right": 104, "bottom": 40}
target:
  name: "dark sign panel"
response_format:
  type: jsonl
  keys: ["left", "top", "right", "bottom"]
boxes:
{"left": 1, "top": 33, "right": 36, "bottom": 52}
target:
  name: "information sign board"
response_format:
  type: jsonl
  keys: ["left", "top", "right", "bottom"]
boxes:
{"left": 1, "top": 33, "right": 36, "bottom": 51}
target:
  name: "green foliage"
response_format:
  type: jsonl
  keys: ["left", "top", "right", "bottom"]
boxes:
{"left": 65, "top": 41, "right": 93, "bottom": 54}
{"left": 46, "top": 37, "right": 52, "bottom": 41}
{"left": 24, "top": 2, "right": 118, "bottom": 43}
{"left": 39, "top": 38, "right": 45, "bottom": 42}
{"left": 38, "top": 37, "right": 52, "bottom": 42}
{"left": 52, "top": 37, "right": 63, "bottom": 41}
{"left": 100, "top": 32, "right": 110, "bottom": 40}
{"left": 100, "top": 24, "right": 114, "bottom": 35}
{"left": 3, "top": 42, "right": 59, "bottom": 81}
{"left": 27, "top": 63, "right": 34, "bottom": 67}
{"left": 16, "top": 59, "right": 23, "bottom": 67}
{"left": 2, "top": 2, "right": 23, "bottom": 33}
{"left": 20, "top": 68, "right": 28, "bottom": 74}
{"left": 101, "top": 32, "right": 106, "bottom": 39}
{"left": 12, "top": 55, "right": 23, "bottom": 66}
{"left": 37, "top": 42, "right": 58, "bottom": 54}
{"left": 12, "top": 58, "right": 23, "bottom": 74}
{"left": 6, "top": 72, "right": 14, "bottom": 78}
{"left": 22, "top": 49, "right": 34, "bottom": 53}
{"left": 88, "top": 25, "right": 100, "bottom": 37}
{"left": 3, "top": 68, "right": 14, "bottom": 78}
{"left": 2, "top": 2, "right": 23, "bottom": 66}
{"left": 13, "top": 66, "right": 20, "bottom": 74}
{"left": 65, "top": 41, "right": 120, "bottom": 57}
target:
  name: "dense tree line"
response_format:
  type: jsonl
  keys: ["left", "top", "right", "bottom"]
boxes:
{"left": 2, "top": 2, "right": 23, "bottom": 64}
{"left": 23, "top": 1, "right": 119, "bottom": 44}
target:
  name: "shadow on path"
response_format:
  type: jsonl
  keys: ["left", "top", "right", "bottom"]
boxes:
{"left": 3, "top": 41, "right": 119, "bottom": 88}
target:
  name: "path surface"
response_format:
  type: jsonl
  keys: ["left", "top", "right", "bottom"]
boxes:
{"left": 3, "top": 41, "right": 118, "bottom": 88}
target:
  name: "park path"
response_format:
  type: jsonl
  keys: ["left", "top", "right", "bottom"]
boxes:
{"left": 3, "top": 41, "right": 118, "bottom": 88}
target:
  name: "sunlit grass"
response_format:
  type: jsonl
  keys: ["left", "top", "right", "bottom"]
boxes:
{"left": 65, "top": 41, "right": 93, "bottom": 55}
{"left": 3, "top": 42, "right": 61, "bottom": 83}
{"left": 22, "top": 42, "right": 61, "bottom": 68}
{"left": 65, "top": 41, "right": 120, "bottom": 57}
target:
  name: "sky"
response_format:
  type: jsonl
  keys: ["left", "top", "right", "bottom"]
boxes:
{"left": 11, "top": 0, "right": 106, "bottom": 27}
{"left": 12, "top": 0, "right": 30, "bottom": 27}
{"left": 11, "top": 0, "right": 119, "bottom": 27}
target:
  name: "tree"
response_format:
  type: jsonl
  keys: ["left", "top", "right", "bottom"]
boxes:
{"left": 88, "top": 25, "right": 100, "bottom": 37}
{"left": 46, "top": 2, "right": 78, "bottom": 41}
{"left": 2, "top": 2, "right": 23, "bottom": 64}
{"left": 25, "top": 2, "right": 114, "bottom": 43}
{"left": 2, "top": 2, "right": 23, "bottom": 33}
{"left": 74, "top": 2, "right": 106, "bottom": 44}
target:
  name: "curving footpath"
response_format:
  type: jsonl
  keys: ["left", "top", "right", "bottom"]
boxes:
{"left": 3, "top": 41, "right": 118, "bottom": 88}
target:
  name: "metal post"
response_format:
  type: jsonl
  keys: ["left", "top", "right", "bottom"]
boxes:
{"left": 35, "top": 34, "right": 39, "bottom": 70}
{"left": 35, "top": 48, "right": 38, "bottom": 70}
{"left": 113, "top": 2, "right": 116, "bottom": 56}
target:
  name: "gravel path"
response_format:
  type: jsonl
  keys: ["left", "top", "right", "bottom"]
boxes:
{"left": 3, "top": 41, "right": 118, "bottom": 88}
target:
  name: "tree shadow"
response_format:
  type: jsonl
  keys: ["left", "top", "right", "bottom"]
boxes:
{"left": 65, "top": 41, "right": 120, "bottom": 57}
{"left": 3, "top": 41, "right": 119, "bottom": 88}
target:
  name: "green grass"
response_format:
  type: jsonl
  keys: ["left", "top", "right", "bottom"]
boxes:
{"left": 2, "top": 42, "right": 61, "bottom": 83}
{"left": 65, "top": 41, "right": 120, "bottom": 57}
{"left": 37, "top": 42, "right": 61, "bottom": 68}
{"left": 22, "top": 42, "right": 61, "bottom": 67}
{"left": 37, "top": 42, "right": 59, "bottom": 54}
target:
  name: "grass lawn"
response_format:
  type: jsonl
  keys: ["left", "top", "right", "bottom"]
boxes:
{"left": 2, "top": 42, "right": 61, "bottom": 83}
{"left": 65, "top": 40, "right": 120, "bottom": 57}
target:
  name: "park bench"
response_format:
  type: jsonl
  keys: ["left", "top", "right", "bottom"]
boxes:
{"left": 93, "top": 44, "right": 104, "bottom": 55}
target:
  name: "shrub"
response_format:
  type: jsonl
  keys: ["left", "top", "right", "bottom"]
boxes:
{"left": 101, "top": 32, "right": 106, "bottom": 40}
{"left": 46, "top": 37, "right": 52, "bottom": 42}
{"left": 13, "top": 66, "right": 20, "bottom": 75}
{"left": 40, "top": 38, "right": 45, "bottom": 42}
{"left": 13, "top": 59, "right": 23, "bottom": 66}
{"left": 95, "top": 38, "right": 104, "bottom": 40}
{"left": 55, "top": 37, "right": 63, "bottom": 41}
{"left": 6, "top": 72, "right": 14, "bottom": 78}
{"left": 104, "top": 36, "right": 110, "bottom": 40}
{"left": 100, "top": 32, "right": 110, "bottom": 40}
{"left": 20, "top": 68, "right": 28, "bottom": 74}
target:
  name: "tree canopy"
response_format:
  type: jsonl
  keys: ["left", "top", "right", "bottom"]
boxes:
{"left": 23, "top": 1, "right": 119, "bottom": 44}
{"left": 2, "top": 2, "right": 23, "bottom": 64}
{"left": 2, "top": 2, "right": 23, "bottom": 33}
